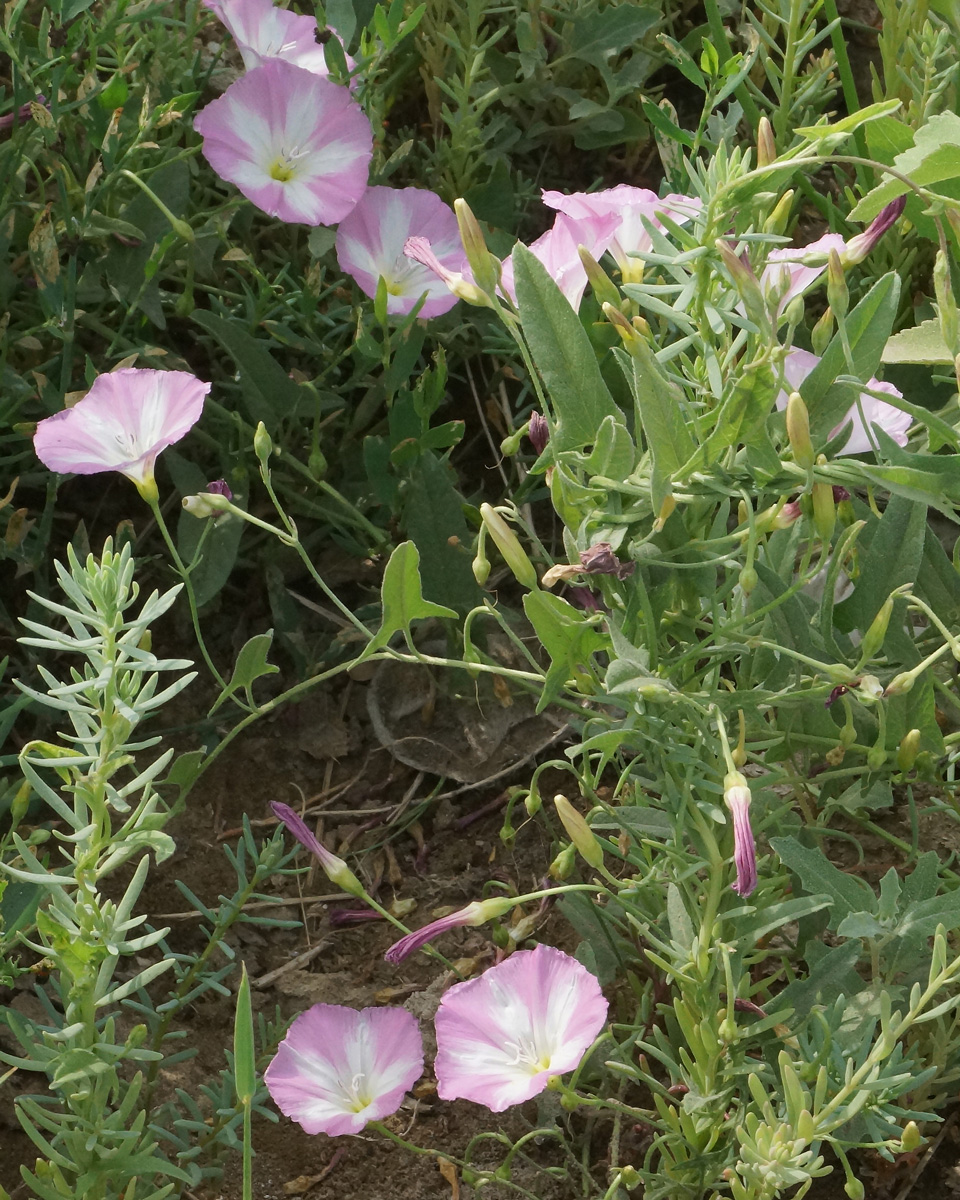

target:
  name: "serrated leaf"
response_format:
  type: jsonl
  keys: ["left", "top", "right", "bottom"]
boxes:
{"left": 770, "top": 836, "right": 877, "bottom": 928}
{"left": 849, "top": 111, "right": 960, "bottom": 222}
{"left": 881, "top": 319, "right": 954, "bottom": 364}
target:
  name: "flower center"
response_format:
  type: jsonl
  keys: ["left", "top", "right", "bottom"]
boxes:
{"left": 504, "top": 1037, "right": 552, "bottom": 1075}
{"left": 269, "top": 145, "right": 308, "bottom": 183}
{"left": 345, "top": 1070, "right": 372, "bottom": 1112}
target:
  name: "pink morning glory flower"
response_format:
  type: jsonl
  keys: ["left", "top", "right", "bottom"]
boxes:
{"left": 265, "top": 1004, "right": 424, "bottom": 1135}
{"left": 33, "top": 368, "right": 209, "bottom": 495}
{"left": 203, "top": 0, "right": 350, "bottom": 76}
{"left": 778, "top": 348, "right": 911, "bottom": 455}
{"left": 724, "top": 773, "right": 757, "bottom": 897}
{"left": 500, "top": 211, "right": 622, "bottom": 311}
{"left": 193, "top": 59, "right": 372, "bottom": 225}
{"left": 434, "top": 944, "right": 608, "bottom": 1112}
{"left": 541, "top": 186, "right": 701, "bottom": 283}
{"left": 336, "top": 187, "right": 465, "bottom": 317}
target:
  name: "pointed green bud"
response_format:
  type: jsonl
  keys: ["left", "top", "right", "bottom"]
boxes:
{"left": 763, "top": 189, "right": 794, "bottom": 236}
{"left": 480, "top": 503, "right": 538, "bottom": 590}
{"left": 253, "top": 421, "right": 273, "bottom": 463}
{"left": 756, "top": 117, "right": 776, "bottom": 168}
{"left": 899, "top": 1120, "right": 923, "bottom": 1153}
{"left": 554, "top": 795, "right": 604, "bottom": 869}
{"left": 811, "top": 305, "right": 834, "bottom": 355}
{"left": 859, "top": 593, "right": 894, "bottom": 663}
{"left": 454, "top": 198, "right": 501, "bottom": 297}
{"left": 549, "top": 841, "right": 577, "bottom": 880}
{"left": 578, "top": 245, "right": 621, "bottom": 307}
{"left": 897, "top": 729, "right": 921, "bottom": 771}
{"left": 785, "top": 391, "right": 814, "bottom": 468}
{"left": 826, "top": 248, "right": 848, "bottom": 319}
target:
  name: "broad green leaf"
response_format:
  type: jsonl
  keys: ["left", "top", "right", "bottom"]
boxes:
{"left": 399, "top": 451, "right": 481, "bottom": 611}
{"left": 795, "top": 98, "right": 901, "bottom": 141}
{"left": 849, "top": 111, "right": 960, "bottom": 222}
{"left": 839, "top": 495, "right": 926, "bottom": 630}
{"left": 614, "top": 344, "right": 693, "bottom": 503}
{"left": 192, "top": 310, "right": 306, "bottom": 423}
{"left": 801, "top": 272, "right": 901, "bottom": 439}
{"left": 583, "top": 413, "right": 637, "bottom": 480}
{"left": 732, "top": 894, "right": 833, "bottom": 946}
{"left": 882, "top": 319, "right": 954, "bottom": 364}
{"left": 690, "top": 362, "right": 777, "bottom": 474}
{"left": 513, "top": 244, "right": 622, "bottom": 451}
{"left": 361, "top": 541, "right": 458, "bottom": 657}
{"left": 522, "top": 589, "right": 607, "bottom": 710}
{"left": 567, "top": 6, "right": 660, "bottom": 67}
{"left": 773, "top": 941, "right": 862, "bottom": 1020}
{"left": 667, "top": 883, "right": 695, "bottom": 950}
{"left": 210, "top": 632, "right": 280, "bottom": 715}
{"left": 770, "top": 836, "right": 877, "bottom": 928}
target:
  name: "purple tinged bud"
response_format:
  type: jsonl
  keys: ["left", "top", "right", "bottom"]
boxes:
{"left": 207, "top": 478, "right": 232, "bottom": 498}
{"left": 843, "top": 196, "right": 907, "bottom": 265}
{"left": 723, "top": 772, "right": 757, "bottom": 897}
{"left": 271, "top": 801, "right": 367, "bottom": 898}
{"left": 528, "top": 411, "right": 549, "bottom": 455}
{"left": 384, "top": 895, "right": 516, "bottom": 963}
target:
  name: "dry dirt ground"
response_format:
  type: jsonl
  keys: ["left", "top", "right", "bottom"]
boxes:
{"left": 3, "top": 674, "right": 960, "bottom": 1200}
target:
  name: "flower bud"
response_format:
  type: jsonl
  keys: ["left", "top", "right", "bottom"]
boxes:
{"left": 602, "top": 301, "right": 645, "bottom": 353}
{"left": 842, "top": 196, "right": 906, "bottom": 266}
{"left": 899, "top": 1121, "right": 923, "bottom": 1153}
{"left": 867, "top": 744, "right": 887, "bottom": 770}
{"left": 844, "top": 1179, "right": 865, "bottom": 1200}
{"left": 756, "top": 117, "right": 776, "bottom": 168}
{"left": 554, "top": 795, "right": 604, "bottom": 870}
{"left": 859, "top": 593, "right": 894, "bottom": 663}
{"left": 785, "top": 391, "right": 814, "bottom": 468}
{"left": 739, "top": 564, "right": 758, "bottom": 594}
{"left": 762, "top": 190, "right": 794, "bottom": 236}
{"left": 254, "top": 421, "right": 273, "bottom": 463}
{"left": 884, "top": 671, "right": 914, "bottom": 697}
{"left": 500, "top": 429, "right": 523, "bottom": 456}
{"left": 716, "top": 239, "right": 769, "bottom": 330}
{"left": 826, "top": 248, "right": 848, "bottom": 319}
{"left": 549, "top": 842, "right": 576, "bottom": 880}
{"left": 479, "top": 503, "right": 538, "bottom": 590}
{"left": 811, "top": 306, "right": 834, "bottom": 355}
{"left": 472, "top": 543, "right": 491, "bottom": 586}
{"left": 578, "top": 245, "right": 621, "bottom": 308}
{"left": 182, "top": 491, "right": 232, "bottom": 518}
{"left": 455, "top": 198, "right": 501, "bottom": 297}
{"left": 897, "top": 729, "right": 921, "bottom": 771}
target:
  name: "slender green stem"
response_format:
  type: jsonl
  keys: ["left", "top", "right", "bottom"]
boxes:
{"left": 145, "top": 495, "right": 239, "bottom": 700}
